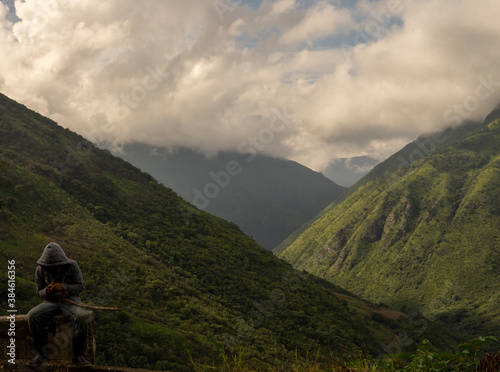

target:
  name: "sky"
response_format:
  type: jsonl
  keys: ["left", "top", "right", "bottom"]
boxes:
{"left": 1, "top": 0, "right": 500, "bottom": 171}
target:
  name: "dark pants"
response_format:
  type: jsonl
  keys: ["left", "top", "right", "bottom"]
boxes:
{"left": 27, "top": 300, "right": 90, "bottom": 358}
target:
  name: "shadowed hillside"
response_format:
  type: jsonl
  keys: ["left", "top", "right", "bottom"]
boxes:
{"left": 115, "top": 144, "right": 345, "bottom": 250}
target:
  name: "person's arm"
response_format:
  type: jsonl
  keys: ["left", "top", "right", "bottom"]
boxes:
{"left": 35, "top": 266, "right": 50, "bottom": 299}
{"left": 61, "top": 261, "right": 85, "bottom": 297}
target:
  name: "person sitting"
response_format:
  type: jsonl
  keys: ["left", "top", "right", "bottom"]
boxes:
{"left": 27, "top": 242, "right": 91, "bottom": 366}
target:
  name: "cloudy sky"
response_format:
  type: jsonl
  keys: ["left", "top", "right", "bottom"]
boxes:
{"left": 1, "top": 0, "right": 500, "bottom": 171}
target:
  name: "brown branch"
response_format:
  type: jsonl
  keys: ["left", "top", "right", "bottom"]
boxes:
{"left": 58, "top": 297, "right": 122, "bottom": 311}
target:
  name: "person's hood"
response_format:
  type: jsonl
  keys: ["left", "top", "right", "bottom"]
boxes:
{"left": 37, "top": 242, "right": 71, "bottom": 267}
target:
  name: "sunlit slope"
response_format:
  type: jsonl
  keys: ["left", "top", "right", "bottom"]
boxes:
{"left": 274, "top": 120, "right": 484, "bottom": 257}
{"left": 278, "top": 112, "right": 500, "bottom": 341}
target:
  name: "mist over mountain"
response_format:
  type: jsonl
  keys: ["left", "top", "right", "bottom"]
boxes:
{"left": 321, "top": 156, "right": 381, "bottom": 187}
{"left": 277, "top": 109, "right": 500, "bottom": 344}
{"left": 115, "top": 144, "right": 345, "bottom": 250}
{"left": 2, "top": 0, "right": 500, "bottom": 172}
{"left": 2, "top": 0, "right": 500, "bottom": 369}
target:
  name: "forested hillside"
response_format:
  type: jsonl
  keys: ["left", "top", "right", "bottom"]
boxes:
{"left": 278, "top": 109, "right": 500, "bottom": 345}
{"left": 0, "top": 93, "right": 452, "bottom": 370}
{"left": 116, "top": 144, "right": 345, "bottom": 250}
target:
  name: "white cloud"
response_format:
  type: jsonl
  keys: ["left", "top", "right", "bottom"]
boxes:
{"left": 279, "top": 2, "right": 353, "bottom": 45}
{"left": 1, "top": 0, "right": 500, "bottom": 171}
{"left": 269, "top": 0, "right": 296, "bottom": 15}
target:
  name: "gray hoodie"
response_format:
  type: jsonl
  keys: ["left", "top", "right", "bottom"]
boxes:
{"left": 35, "top": 242, "right": 85, "bottom": 301}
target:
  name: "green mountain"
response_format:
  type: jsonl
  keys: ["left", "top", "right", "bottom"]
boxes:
{"left": 345, "top": 120, "right": 483, "bottom": 194}
{"left": 115, "top": 144, "right": 345, "bottom": 250}
{"left": 274, "top": 120, "right": 484, "bottom": 257}
{"left": 0, "top": 92, "right": 452, "bottom": 370}
{"left": 277, "top": 110, "right": 500, "bottom": 344}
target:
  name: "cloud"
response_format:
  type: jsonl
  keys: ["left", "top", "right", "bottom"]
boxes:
{"left": 278, "top": 2, "right": 353, "bottom": 45}
{"left": 269, "top": 0, "right": 295, "bottom": 16}
{"left": 1, "top": 0, "right": 500, "bottom": 171}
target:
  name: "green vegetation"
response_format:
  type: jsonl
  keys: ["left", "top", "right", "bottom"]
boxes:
{"left": 118, "top": 145, "right": 346, "bottom": 250}
{"left": 374, "top": 336, "right": 498, "bottom": 372}
{"left": 0, "top": 92, "right": 452, "bottom": 370}
{"left": 190, "top": 336, "right": 498, "bottom": 371}
{"left": 274, "top": 120, "right": 484, "bottom": 257}
{"left": 278, "top": 110, "right": 500, "bottom": 346}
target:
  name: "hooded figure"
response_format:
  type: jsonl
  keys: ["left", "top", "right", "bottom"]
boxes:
{"left": 27, "top": 242, "right": 91, "bottom": 366}
{"left": 34, "top": 242, "right": 84, "bottom": 301}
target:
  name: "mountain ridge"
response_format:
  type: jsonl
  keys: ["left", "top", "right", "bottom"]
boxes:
{"left": 274, "top": 119, "right": 485, "bottom": 256}
{"left": 114, "top": 143, "right": 345, "bottom": 250}
{"left": 277, "top": 109, "right": 500, "bottom": 344}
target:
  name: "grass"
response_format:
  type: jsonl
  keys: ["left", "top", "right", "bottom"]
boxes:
{"left": 188, "top": 337, "right": 499, "bottom": 372}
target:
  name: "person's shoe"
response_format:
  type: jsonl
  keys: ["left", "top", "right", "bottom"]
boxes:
{"left": 74, "top": 355, "right": 92, "bottom": 367}
{"left": 29, "top": 353, "right": 47, "bottom": 366}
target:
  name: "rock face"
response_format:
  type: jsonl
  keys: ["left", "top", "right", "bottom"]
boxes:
{"left": 0, "top": 314, "right": 95, "bottom": 365}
